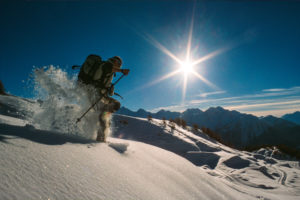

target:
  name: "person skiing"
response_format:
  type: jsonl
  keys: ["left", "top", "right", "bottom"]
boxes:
{"left": 75, "top": 54, "right": 130, "bottom": 142}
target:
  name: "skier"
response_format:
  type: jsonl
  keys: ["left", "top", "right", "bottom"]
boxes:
{"left": 75, "top": 54, "right": 130, "bottom": 142}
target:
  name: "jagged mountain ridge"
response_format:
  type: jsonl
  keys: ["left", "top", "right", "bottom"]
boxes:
{"left": 117, "top": 106, "right": 300, "bottom": 148}
{"left": 117, "top": 107, "right": 181, "bottom": 119}
{"left": 282, "top": 111, "right": 300, "bottom": 125}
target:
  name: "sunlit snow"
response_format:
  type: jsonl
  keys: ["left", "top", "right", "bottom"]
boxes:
{"left": 0, "top": 67, "right": 299, "bottom": 199}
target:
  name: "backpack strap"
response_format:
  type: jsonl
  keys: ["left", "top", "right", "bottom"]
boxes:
{"left": 90, "top": 61, "right": 105, "bottom": 79}
{"left": 93, "top": 62, "right": 114, "bottom": 89}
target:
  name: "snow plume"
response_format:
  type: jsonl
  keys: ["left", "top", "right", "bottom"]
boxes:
{"left": 30, "top": 66, "right": 102, "bottom": 139}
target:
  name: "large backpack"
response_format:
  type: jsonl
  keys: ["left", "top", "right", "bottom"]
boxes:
{"left": 78, "top": 55, "right": 103, "bottom": 85}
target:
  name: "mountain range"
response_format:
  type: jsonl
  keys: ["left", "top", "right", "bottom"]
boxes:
{"left": 117, "top": 107, "right": 300, "bottom": 149}
{"left": 282, "top": 111, "right": 300, "bottom": 125}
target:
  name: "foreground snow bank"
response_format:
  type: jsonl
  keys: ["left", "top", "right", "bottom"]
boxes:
{"left": 0, "top": 121, "right": 249, "bottom": 200}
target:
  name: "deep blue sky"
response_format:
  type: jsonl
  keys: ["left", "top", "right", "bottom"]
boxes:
{"left": 1, "top": 0, "right": 300, "bottom": 116}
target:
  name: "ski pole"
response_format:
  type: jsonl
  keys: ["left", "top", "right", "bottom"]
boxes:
{"left": 76, "top": 74, "right": 126, "bottom": 124}
{"left": 76, "top": 95, "right": 103, "bottom": 124}
{"left": 114, "top": 92, "right": 123, "bottom": 99}
{"left": 111, "top": 74, "right": 125, "bottom": 87}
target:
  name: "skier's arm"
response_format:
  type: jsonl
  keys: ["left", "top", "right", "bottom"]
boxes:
{"left": 112, "top": 67, "right": 130, "bottom": 75}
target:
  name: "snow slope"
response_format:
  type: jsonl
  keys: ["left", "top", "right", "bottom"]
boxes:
{"left": 1, "top": 127, "right": 237, "bottom": 200}
{"left": 1, "top": 94, "right": 300, "bottom": 199}
{"left": 112, "top": 114, "right": 300, "bottom": 199}
{"left": 0, "top": 115, "right": 247, "bottom": 199}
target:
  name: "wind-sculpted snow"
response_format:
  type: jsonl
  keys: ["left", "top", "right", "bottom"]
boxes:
{"left": 222, "top": 156, "right": 251, "bottom": 169}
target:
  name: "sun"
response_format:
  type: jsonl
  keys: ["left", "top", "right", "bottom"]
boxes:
{"left": 180, "top": 60, "right": 195, "bottom": 74}
{"left": 134, "top": 3, "right": 229, "bottom": 101}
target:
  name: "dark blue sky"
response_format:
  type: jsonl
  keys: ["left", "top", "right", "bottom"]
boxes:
{"left": 1, "top": 0, "right": 300, "bottom": 116}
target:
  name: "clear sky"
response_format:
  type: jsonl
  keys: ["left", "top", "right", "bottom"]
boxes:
{"left": 1, "top": 0, "right": 300, "bottom": 117}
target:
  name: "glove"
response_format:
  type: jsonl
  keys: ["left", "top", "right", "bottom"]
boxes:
{"left": 121, "top": 69, "right": 130, "bottom": 75}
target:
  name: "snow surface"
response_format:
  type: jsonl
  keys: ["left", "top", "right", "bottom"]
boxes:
{"left": 0, "top": 67, "right": 299, "bottom": 199}
{"left": 1, "top": 96, "right": 300, "bottom": 199}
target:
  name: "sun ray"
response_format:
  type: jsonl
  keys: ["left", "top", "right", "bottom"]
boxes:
{"left": 123, "top": 69, "right": 182, "bottom": 95}
{"left": 182, "top": 73, "right": 188, "bottom": 102}
{"left": 131, "top": 69, "right": 181, "bottom": 92}
{"left": 144, "top": 33, "right": 183, "bottom": 65}
{"left": 186, "top": 1, "right": 196, "bottom": 61}
{"left": 146, "top": 69, "right": 181, "bottom": 87}
{"left": 192, "top": 46, "right": 230, "bottom": 66}
{"left": 191, "top": 71, "right": 219, "bottom": 90}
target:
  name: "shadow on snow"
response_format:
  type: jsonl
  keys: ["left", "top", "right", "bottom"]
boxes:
{"left": 0, "top": 123, "right": 95, "bottom": 145}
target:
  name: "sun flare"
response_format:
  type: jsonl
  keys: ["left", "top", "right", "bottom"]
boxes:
{"left": 136, "top": 3, "right": 227, "bottom": 101}
{"left": 180, "top": 60, "right": 194, "bottom": 74}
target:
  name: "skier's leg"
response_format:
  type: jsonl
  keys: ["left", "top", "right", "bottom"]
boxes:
{"left": 96, "top": 112, "right": 106, "bottom": 142}
{"left": 97, "top": 111, "right": 113, "bottom": 142}
{"left": 104, "top": 97, "right": 120, "bottom": 113}
{"left": 96, "top": 97, "right": 119, "bottom": 142}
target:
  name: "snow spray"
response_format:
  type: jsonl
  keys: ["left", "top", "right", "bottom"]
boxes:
{"left": 30, "top": 66, "right": 107, "bottom": 139}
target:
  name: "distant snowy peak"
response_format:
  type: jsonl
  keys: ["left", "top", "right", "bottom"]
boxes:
{"left": 262, "top": 115, "right": 297, "bottom": 127}
{"left": 155, "top": 109, "right": 181, "bottom": 119}
{"left": 136, "top": 108, "right": 149, "bottom": 117}
{"left": 117, "top": 107, "right": 150, "bottom": 118}
{"left": 282, "top": 111, "right": 300, "bottom": 125}
{"left": 184, "top": 108, "right": 203, "bottom": 113}
{"left": 117, "top": 107, "right": 180, "bottom": 120}
{"left": 205, "top": 106, "right": 225, "bottom": 113}
{"left": 117, "top": 106, "right": 134, "bottom": 115}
